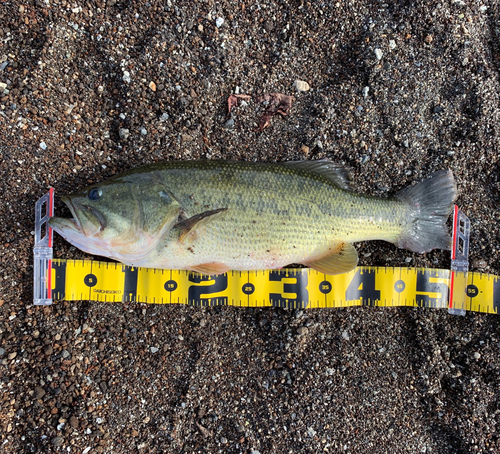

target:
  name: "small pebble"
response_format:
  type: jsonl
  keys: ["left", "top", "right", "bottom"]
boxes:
{"left": 342, "top": 330, "right": 350, "bottom": 340}
{"left": 35, "top": 386, "right": 46, "bottom": 399}
{"left": 374, "top": 48, "right": 383, "bottom": 60}
{"left": 473, "top": 352, "right": 481, "bottom": 360}
{"left": 362, "top": 86, "right": 369, "bottom": 97}
{"left": 297, "top": 326, "right": 308, "bottom": 336}
{"left": 150, "top": 347, "right": 159, "bottom": 353}
{"left": 40, "top": 142, "right": 47, "bottom": 150}
{"left": 294, "top": 79, "right": 310, "bottom": 91}
{"left": 69, "top": 416, "right": 79, "bottom": 429}
{"left": 216, "top": 17, "right": 224, "bottom": 28}
{"left": 8, "top": 351, "right": 17, "bottom": 360}
{"left": 472, "top": 259, "right": 487, "bottom": 269}
{"left": 62, "top": 350, "right": 70, "bottom": 359}
{"left": 119, "top": 128, "right": 130, "bottom": 140}
{"left": 224, "top": 118, "right": 235, "bottom": 129}
{"left": 160, "top": 112, "right": 169, "bottom": 122}
{"left": 389, "top": 39, "right": 396, "bottom": 49}
{"left": 140, "top": 127, "right": 147, "bottom": 136}
{"left": 149, "top": 81, "right": 156, "bottom": 91}
{"left": 51, "top": 437, "right": 64, "bottom": 447}
{"left": 300, "top": 144, "right": 309, "bottom": 154}
{"left": 0, "top": 348, "right": 5, "bottom": 356}
{"left": 123, "top": 71, "right": 131, "bottom": 83}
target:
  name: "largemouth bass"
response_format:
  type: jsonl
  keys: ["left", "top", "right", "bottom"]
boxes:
{"left": 49, "top": 160, "right": 457, "bottom": 275}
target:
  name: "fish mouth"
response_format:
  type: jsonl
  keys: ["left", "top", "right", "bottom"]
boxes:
{"left": 61, "top": 196, "right": 83, "bottom": 231}
{"left": 49, "top": 196, "right": 107, "bottom": 236}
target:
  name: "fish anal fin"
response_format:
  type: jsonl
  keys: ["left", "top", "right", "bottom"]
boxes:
{"left": 175, "top": 208, "right": 228, "bottom": 243}
{"left": 305, "top": 242, "right": 358, "bottom": 275}
{"left": 188, "top": 263, "right": 230, "bottom": 275}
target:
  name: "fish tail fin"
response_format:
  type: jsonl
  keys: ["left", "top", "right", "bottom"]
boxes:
{"left": 396, "top": 170, "right": 457, "bottom": 253}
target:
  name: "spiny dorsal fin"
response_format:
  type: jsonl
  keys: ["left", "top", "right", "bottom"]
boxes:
{"left": 282, "top": 159, "right": 353, "bottom": 190}
{"left": 305, "top": 242, "right": 358, "bottom": 275}
{"left": 174, "top": 208, "right": 228, "bottom": 243}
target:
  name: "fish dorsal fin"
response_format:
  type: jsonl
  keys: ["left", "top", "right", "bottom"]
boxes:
{"left": 305, "top": 242, "right": 358, "bottom": 275}
{"left": 282, "top": 160, "right": 353, "bottom": 190}
{"left": 174, "top": 208, "right": 228, "bottom": 243}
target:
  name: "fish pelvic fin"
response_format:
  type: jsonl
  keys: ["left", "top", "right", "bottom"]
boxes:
{"left": 305, "top": 242, "right": 358, "bottom": 275}
{"left": 188, "top": 262, "right": 230, "bottom": 275}
{"left": 396, "top": 170, "right": 457, "bottom": 253}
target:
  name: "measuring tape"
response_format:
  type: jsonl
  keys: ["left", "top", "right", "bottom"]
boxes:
{"left": 33, "top": 191, "right": 500, "bottom": 314}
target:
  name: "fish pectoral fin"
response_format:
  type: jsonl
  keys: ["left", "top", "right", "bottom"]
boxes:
{"left": 305, "top": 242, "right": 358, "bottom": 275}
{"left": 188, "top": 262, "right": 230, "bottom": 275}
{"left": 174, "top": 208, "right": 228, "bottom": 243}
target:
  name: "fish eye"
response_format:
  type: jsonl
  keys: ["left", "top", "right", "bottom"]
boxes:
{"left": 88, "top": 187, "right": 102, "bottom": 201}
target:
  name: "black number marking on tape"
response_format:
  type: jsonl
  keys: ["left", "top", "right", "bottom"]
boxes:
{"left": 84, "top": 274, "right": 97, "bottom": 287}
{"left": 319, "top": 281, "right": 332, "bottom": 294}
{"left": 52, "top": 261, "right": 67, "bottom": 300}
{"left": 345, "top": 269, "right": 381, "bottom": 305}
{"left": 188, "top": 274, "right": 228, "bottom": 306}
{"left": 394, "top": 280, "right": 405, "bottom": 293}
{"left": 415, "top": 270, "right": 448, "bottom": 308}
{"left": 466, "top": 284, "right": 478, "bottom": 298}
{"left": 242, "top": 283, "right": 255, "bottom": 295}
{"left": 164, "top": 280, "right": 178, "bottom": 292}
{"left": 123, "top": 266, "right": 138, "bottom": 302}
{"left": 493, "top": 277, "right": 500, "bottom": 314}
{"left": 269, "top": 270, "right": 309, "bottom": 309}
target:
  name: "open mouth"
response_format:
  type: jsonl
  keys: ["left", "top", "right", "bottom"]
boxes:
{"left": 61, "top": 196, "right": 83, "bottom": 231}
{"left": 54, "top": 196, "right": 107, "bottom": 235}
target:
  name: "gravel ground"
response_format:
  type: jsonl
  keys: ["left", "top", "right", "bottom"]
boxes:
{"left": 1, "top": 0, "right": 500, "bottom": 453}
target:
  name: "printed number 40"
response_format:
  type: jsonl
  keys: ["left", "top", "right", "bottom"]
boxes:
{"left": 345, "top": 269, "right": 381, "bottom": 305}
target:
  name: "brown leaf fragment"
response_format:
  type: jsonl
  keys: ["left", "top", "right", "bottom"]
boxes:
{"left": 227, "top": 94, "right": 251, "bottom": 115}
{"left": 227, "top": 95, "right": 238, "bottom": 114}
{"left": 257, "top": 93, "right": 294, "bottom": 130}
{"left": 258, "top": 112, "right": 273, "bottom": 131}
{"left": 196, "top": 421, "right": 214, "bottom": 438}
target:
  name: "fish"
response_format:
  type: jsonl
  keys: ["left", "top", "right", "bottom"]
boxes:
{"left": 48, "top": 160, "right": 457, "bottom": 275}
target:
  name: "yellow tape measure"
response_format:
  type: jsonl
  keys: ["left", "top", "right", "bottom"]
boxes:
{"left": 47, "top": 259, "right": 499, "bottom": 314}
{"left": 33, "top": 190, "right": 499, "bottom": 314}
